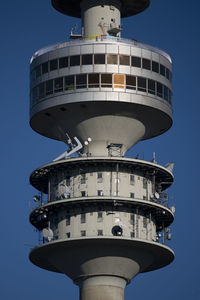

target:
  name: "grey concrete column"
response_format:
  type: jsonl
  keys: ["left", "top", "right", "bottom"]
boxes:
{"left": 79, "top": 276, "right": 127, "bottom": 300}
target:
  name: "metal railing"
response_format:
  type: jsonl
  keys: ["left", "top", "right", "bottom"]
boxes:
{"left": 30, "top": 35, "right": 171, "bottom": 63}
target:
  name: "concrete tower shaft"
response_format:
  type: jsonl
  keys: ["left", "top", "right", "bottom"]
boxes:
{"left": 29, "top": 1, "right": 175, "bottom": 300}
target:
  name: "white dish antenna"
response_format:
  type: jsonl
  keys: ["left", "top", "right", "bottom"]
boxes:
{"left": 164, "top": 162, "right": 174, "bottom": 173}
{"left": 42, "top": 228, "right": 53, "bottom": 242}
{"left": 154, "top": 192, "right": 160, "bottom": 199}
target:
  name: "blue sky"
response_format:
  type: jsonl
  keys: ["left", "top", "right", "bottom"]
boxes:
{"left": 1, "top": 0, "right": 199, "bottom": 299}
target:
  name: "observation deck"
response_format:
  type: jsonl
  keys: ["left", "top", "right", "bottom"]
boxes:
{"left": 30, "top": 37, "right": 173, "bottom": 156}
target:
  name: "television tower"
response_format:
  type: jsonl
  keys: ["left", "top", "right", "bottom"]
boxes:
{"left": 29, "top": 1, "right": 175, "bottom": 299}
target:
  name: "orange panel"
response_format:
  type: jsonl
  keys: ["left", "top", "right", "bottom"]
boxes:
{"left": 113, "top": 74, "right": 125, "bottom": 89}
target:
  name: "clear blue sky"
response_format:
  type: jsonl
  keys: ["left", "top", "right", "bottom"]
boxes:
{"left": 1, "top": 0, "right": 199, "bottom": 299}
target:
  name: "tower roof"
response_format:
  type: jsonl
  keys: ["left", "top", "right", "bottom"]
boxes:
{"left": 52, "top": 0, "right": 150, "bottom": 18}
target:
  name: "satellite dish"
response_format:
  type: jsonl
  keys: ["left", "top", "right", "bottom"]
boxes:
{"left": 33, "top": 195, "right": 40, "bottom": 202}
{"left": 42, "top": 228, "right": 53, "bottom": 241}
{"left": 164, "top": 162, "right": 174, "bottom": 173}
{"left": 170, "top": 206, "right": 175, "bottom": 214}
{"left": 155, "top": 192, "right": 160, "bottom": 199}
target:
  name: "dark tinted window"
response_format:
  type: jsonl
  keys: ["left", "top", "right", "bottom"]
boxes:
{"left": 126, "top": 75, "right": 136, "bottom": 90}
{"left": 164, "top": 85, "right": 168, "bottom": 101}
{"left": 30, "top": 70, "right": 36, "bottom": 81}
{"left": 152, "top": 61, "right": 159, "bottom": 73}
{"left": 169, "top": 70, "right": 172, "bottom": 82}
{"left": 88, "top": 73, "right": 99, "bottom": 87}
{"left": 64, "top": 76, "right": 74, "bottom": 90}
{"left": 59, "top": 57, "right": 68, "bottom": 68}
{"left": 166, "top": 68, "right": 170, "bottom": 80}
{"left": 70, "top": 55, "right": 80, "bottom": 66}
{"left": 42, "top": 62, "right": 48, "bottom": 74}
{"left": 46, "top": 80, "right": 53, "bottom": 95}
{"left": 94, "top": 54, "right": 105, "bottom": 64}
{"left": 76, "top": 74, "right": 87, "bottom": 88}
{"left": 50, "top": 59, "right": 58, "bottom": 71}
{"left": 142, "top": 58, "right": 151, "bottom": 70}
{"left": 32, "top": 87, "right": 38, "bottom": 101}
{"left": 131, "top": 56, "right": 141, "bottom": 68}
{"left": 101, "top": 74, "right": 112, "bottom": 87}
{"left": 54, "top": 77, "right": 63, "bottom": 92}
{"left": 82, "top": 54, "right": 93, "bottom": 65}
{"left": 119, "top": 55, "right": 130, "bottom": 66}
{"left": 38, "top": 82, "right": 45, "bottom": 99}
{"left": 138, "top": 77, "right": 146, "bottom": 92}
{"left": 169, "top": 90, "right": 172, "bottom": 104}
{"left": 35, "top": 65, "right": 41, "bottom": 78}
{"left": 160, "top": 64, "right": 165, "bottom": 76}
{"left": 148, "top": 79, "right": 155, "bottom": 94}
{"left": 157, "top": 82, "right": 163, "bottom": 98}
{"left": 107, "top": 54, "right": 118, "bottom": 64}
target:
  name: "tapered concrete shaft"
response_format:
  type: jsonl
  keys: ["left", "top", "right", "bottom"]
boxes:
{"left": 79, "top": 276, "right": 126, "bottom": 300}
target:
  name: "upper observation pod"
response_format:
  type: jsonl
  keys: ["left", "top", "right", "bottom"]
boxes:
{"left": 30, "top": 38, "right": 173, "bottom": 156}
{"left": 52, "top": 0, "right": 150, "bottom": 18}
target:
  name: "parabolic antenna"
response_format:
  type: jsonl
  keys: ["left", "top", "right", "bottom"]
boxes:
{"left": 42, "top": 228, "right": 54, "bottom": 241}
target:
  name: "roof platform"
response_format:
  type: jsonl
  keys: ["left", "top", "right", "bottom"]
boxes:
{"left": 52, "top": 0, "right": 150, "bottom": 18}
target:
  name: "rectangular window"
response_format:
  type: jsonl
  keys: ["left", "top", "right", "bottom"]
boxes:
{"left": 64, "top": 75, "right": 74, "bottom": 90}
{"left": 38, "top": 82, "right": 45, "bottom": 99}
{"left": 164, "top": 85, "right": 169, "bottom": 101}
{"left": 82, "top": 54, "right": 93, "bottom": 65}
{"left": 76, "top": 74, "right": 87, "bottom": 89}
{"left": 157, "top": 82, "right": 163, "bottom": 98}
{"left": 97, "top": 172, "right": 103, "bottom": 183}
{"left": 148, "top": 79, "right": 155, "bottom": 95}
{"left": 142, "top": 58, "right": 151, "bottom": 70}
{"left": 81, "top": 213, "right": 86, "bottom": 223}
{"left": 130, "top": 175, "right": 135, "bottom": 185}
{"left": 119, "top": 55, "right": 130, "bottom": 66}
{"left": 94, "top": 54, "right": 105, "bottom": 64}
{"left": 126, "top": 75, "right": 136, "bottom": 90}
{"left": 143, "top": 217, "right": 147, "bottom": 228}
{"left": 35, "top": 65, "right": 41, "bottom": 78}
{"left": 166, "top": 68, "right": 170, "bottom": 80}
{"left": 169, "top": 90, "right": 172, "bottom": 104}
{"left": 101, "top": 74, "right": 112, "bottom": 87}
{"left": 66, "top": 215, "right": 70, "bottom": 226}
{"left": 66, "top": 232, "right": 70, "bottom": 238}
{"left": 81, "top": 173, "right": 86, "bottom": 184}
{"left": 32, "top": 86, "right": 38, "bottom": 101}
{"left": 107, "top": 54, "right": 118, "bottom": 64}
{"left": 98, "top": 229, "right": 103, "bottom": 236}
{"left": 160, "top": 64, "right": 166, "bottom": 76}
{"left": 130, "top": 214, "right": 135, "bottom": 225}
{"left": 138, "top": 77, "right": 147, "bottom": 92}
{"left": 81, "top": 191, "right": 86, "bottom": 197}
{"left": 143, "top": 178, "right": 147, "bottom": 188}
{"left": 130, "top": 193, "right": 135, "bottom": 198}
{"left": 152, "top": 61, "right": 159, "bottom": 73}
{"left": 70, "top": 55, "right": 80, "bottom": 66}
{"left": 143, "top": 195, "right": 147, "bottom": 200}
{"left": 50, "top": 59, "right": 58, "bottom": 71}
{"left": 88, "top": 73, "right": 99, "bottom": 88}
{"left": 130, "top": 232, "right": 135, "bottom": 238}
{"left": 54, "top": 77, "right": 63, "bottom": 92}
{"left": 59, "top": 57, "right": 68, "bottom": 68}
{"left": 81, "top": 230, "right": 86, "bottom": 236}
{"left": 97, "top": 190, "right": 103, "bottom": 196}
{"left": 42, "top": 62, "right": 48, "bottom": 74}
{"left": 46, "top": 80, "right": 53, "bottom": 95}
{"left": 131, "top": 56, "right": 141, "bottom": 68}
{"left": 97, "top": 212, "right": 103, "bottom": 222}
{"left": 113, "top": 74, "right": 125, "bottom": 88}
